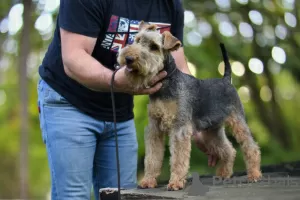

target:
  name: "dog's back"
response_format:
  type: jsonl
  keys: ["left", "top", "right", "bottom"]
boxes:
{"left": 149, "top": 43, "right": 244, "bottom": 132}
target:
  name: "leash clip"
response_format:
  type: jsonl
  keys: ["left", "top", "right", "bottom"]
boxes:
{"left": 114, "top": 63, "right": 121, "bottom": 70}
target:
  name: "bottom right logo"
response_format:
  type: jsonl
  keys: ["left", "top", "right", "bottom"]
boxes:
{"left": 187, "top": 172, "right": 209, "bottom": 197}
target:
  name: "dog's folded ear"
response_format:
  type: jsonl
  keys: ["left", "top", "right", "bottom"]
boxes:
{"left": 162, "top": 31, "right": 181, "bottom": 51}
{"left": 139, "top": 21, "right": 157, "bottom": 32}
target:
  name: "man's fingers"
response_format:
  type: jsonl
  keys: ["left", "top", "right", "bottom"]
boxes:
{"left": 134, "top": 82, "right": 163, "bottom": 95}
{"left": 158, "top": 70, "right": 168, "bottom": 80}
{"left": 147, "top": 82, "right": 163, "bottom": 94}
{"left": 131, "top": 71, "right": 167, "bottom": 95}
{"left": 150, "top": 71, "right": 167, "bottom": 85}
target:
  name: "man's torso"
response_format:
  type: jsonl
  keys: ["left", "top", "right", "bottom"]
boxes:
{"left": 39, "top": 0, "right": 181, "bottom": 122}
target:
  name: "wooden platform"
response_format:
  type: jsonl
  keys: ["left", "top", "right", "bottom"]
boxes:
{"left": 100, "top": 161, "right": 300, "bottom": 200}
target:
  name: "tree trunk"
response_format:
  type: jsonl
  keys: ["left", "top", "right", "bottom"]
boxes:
{"left": 254, "top": 45, "right": 291, "bottom": 149}
{"left": 19, "top": 0, "right": 32, "bottom": 198}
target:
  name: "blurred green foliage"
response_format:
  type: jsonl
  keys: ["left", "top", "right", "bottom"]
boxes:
{"left": 0, "top": 0, "right": 299, "bottom": 199}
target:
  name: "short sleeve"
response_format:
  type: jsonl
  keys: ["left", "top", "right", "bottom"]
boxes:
{"left": 59, "top": 0, "right": 106, "bottom": 38}
{"left": 171, "top": 0, "right": 185, "bottom": 46}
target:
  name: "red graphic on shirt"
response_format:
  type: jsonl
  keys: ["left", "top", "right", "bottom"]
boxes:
{"left": 108, "top": 15, "right": 119, "bottom": 32}
{"left": 129, "top": 20, "right": 140, "bottom": 32}
{"left": 101, "top": 15, "right": 171, "bottom": 53}
{"left": 152, "top": 22, "right": 172, "bottom": 33}
{"left": 111, "top": 33, "right": 129, "bottom": 52}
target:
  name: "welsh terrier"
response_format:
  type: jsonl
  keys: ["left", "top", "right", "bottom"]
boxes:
{"left": 117, "top": 21, "right": 262, "bottom": 191}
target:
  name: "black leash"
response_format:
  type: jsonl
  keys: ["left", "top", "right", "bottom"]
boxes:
{"left": 110, "top": 66, "right": 122, "bottom": 200}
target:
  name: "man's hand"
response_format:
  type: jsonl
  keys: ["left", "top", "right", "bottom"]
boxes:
{"left": 192, "top": 133, "right": 219, "bottom": 167}
{"left": 113, "top": 66, "right": 167, "bottom": 95}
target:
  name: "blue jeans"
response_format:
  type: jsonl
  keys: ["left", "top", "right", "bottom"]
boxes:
{"left": 37, "top": 79, "right": 138, "bottom": 200}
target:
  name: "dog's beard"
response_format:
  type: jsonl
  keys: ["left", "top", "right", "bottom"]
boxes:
{"left": 137, "top": 54, "right": 164, "bottom": 76}
{"left": 117, "top": 46, "right": 165, "bottom": 90}
{"left": 131, "top": 54, "right": 164, "bottom": 89}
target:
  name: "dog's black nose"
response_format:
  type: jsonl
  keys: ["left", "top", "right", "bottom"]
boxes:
{"left": 125, "top": 56, "right": 134, "bottom": 65}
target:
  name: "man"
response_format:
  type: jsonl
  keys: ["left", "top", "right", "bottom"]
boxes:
{"left": 37, "top": 0, "right": 218, "bottom": 199}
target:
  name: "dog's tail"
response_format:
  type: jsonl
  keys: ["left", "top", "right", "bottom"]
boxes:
{"left": 220, "top": 43, "right": 231, "bottom": 83}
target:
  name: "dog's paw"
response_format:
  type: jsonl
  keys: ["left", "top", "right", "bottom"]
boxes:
{"left": 216, "top": 166, "right": 233, "bottom": 179}
{"left": 138, "top": 177, "right": 157, "bottom": 189}
{"left": 247, "top": 170, "right": 262, "bottom": 182}
{"left": 167, "top": 180, "right": 185, "bottom": 191}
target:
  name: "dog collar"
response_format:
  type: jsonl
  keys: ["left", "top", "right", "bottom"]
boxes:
{"left": 161, "top": 54, "right": 178, "bottom": 80}
{"left": 163, "top": 67, "right": 177, "bottom": 80}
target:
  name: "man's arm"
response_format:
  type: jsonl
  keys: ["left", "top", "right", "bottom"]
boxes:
{"left": 170, "top": 0, "right": 191, "bottom": 75}
{"left": 61, "top": 28, "right": 114, "bottom": 92}
{"left": 59, "top": 0, "right": 114, "bottom": 92}
{"left": 61, "top": 28, "right": 166, "bottom": 94}
{"left": 172, "top": 47, "right": 191, "bottom": 75}
{"left": 59, "top": 0, "right": 165, "bottom": 94}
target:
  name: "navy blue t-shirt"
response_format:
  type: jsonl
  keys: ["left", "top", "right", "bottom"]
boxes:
{"left": 39, "top": 0, "right": 185, "bottom": 122}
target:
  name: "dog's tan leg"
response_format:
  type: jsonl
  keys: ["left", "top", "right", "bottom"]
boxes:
{"left": 167, "top": 125, "right": 192, "bottom": 191}
{"left": 201, "top": 127, "right": 236, "bottom": 179}
{"left": 139, "top": 118, "right": 165, "bottom": 189}
{"left": 226, "top": 113, "right": 262, "bottom": 182}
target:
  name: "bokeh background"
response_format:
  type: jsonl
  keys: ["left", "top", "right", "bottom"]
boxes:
{"left": 0, "top": 0, "right": 299, "bottom": 199}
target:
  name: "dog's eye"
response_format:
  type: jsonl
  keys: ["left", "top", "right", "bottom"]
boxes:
{"left": 150, "top": 43, "right": 159, "bottom": 51}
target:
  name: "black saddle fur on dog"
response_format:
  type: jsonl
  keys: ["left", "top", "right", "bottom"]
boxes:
{"left": 150, "top": 43, "right": 245, "bottom": 131}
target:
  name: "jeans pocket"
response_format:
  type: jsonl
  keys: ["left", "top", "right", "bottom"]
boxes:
{"left": 43, "top": 85, "right": 70, "bottom": 108}
{"left": 38, "top": 80, "right": 71, "bottom": 143}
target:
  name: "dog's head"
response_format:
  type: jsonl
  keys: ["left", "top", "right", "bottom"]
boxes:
{"left": 117, "top": 21, "right": 181, "bottom": 78}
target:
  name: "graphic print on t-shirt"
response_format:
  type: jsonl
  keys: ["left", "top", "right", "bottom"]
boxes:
{"left": 101, "top": 15, "right": 171, "bottom": 53}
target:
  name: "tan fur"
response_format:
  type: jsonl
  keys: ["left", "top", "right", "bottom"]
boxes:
{"left": 139, "top": 21, "right": 157, "bottom": 31}
{"left": 117, "top": 37, "right": 164, "bottom": 89}
{"left": 201, "top": 128, "right": 237, "bottom": 179}
{"left": 168, "top": 125, "right": 193, "bottom": 190}
{"left": 162, "top": 31, "right": 182, "bottom": 51}
{"left": 225, "top": 114, "right": 262, "bottom": 181}
{"left": 117, "top": 24, "right": 262, "bottom": 190}
{"left": 148, "top": 99, "right": 178, "bottom": 133}
{"left": 141, "top": 98, "right": 193, "bottom": 191}
{"left": 140, "top": 100, "right": 181, "bottom": 190}
{"left": 139, "top": 118, "right": 165, "bottom": 188}
{"left": 117, "top": 23, "right": 181, "bottom": 90}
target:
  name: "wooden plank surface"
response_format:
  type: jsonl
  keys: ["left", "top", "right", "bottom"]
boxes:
{"left": 100, "top": 161, "right": 300, "bottom": 200}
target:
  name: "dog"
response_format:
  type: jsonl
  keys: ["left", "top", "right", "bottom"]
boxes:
{"left": 117, "top": 21, "right": 262, "bottom": 191}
